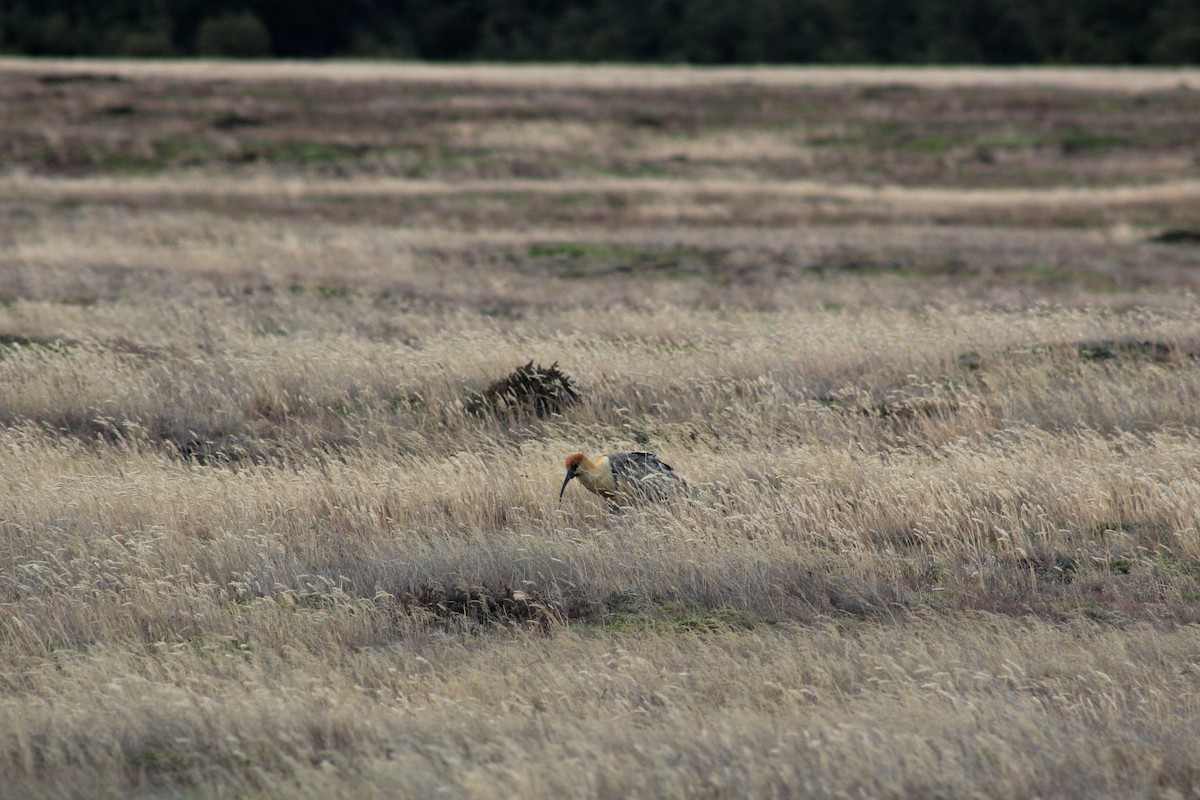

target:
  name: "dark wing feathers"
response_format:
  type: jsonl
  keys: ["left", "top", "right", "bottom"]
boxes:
{"left": 608, "top": 451, "right": 686, "bottom": 500}
{"left": 609, "top": 451, "right": 674, "bottom": 478}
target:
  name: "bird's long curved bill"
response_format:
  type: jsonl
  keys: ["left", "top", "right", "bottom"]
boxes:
{"left": 558, "top": 469, "right": 576, "bottom": 501}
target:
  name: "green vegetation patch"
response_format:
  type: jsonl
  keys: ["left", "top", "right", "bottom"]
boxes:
{"left": 0, "top": 334, "right": 72, "bottom": 355}
{"left": 976, "top": 129, "right": 1041, "bottom": 150}
{"left": 153, "top": 134, "right": 229, "bottom": 164}
{"left": 899, "top": 134, "right": 962, "bottom": 153}
{"left": 1060, "top": 132, "right": 1129, "bottom": 153}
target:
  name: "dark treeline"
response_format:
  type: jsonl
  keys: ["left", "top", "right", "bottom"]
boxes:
{"left": 2, "top": 0, "right": 1198, "bottom": 63}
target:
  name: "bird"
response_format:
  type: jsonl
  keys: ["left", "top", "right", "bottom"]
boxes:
{"left": 559, "top": 451, "right": 687, "bottom": 505}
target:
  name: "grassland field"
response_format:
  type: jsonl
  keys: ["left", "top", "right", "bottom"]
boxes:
{"left": 2, "top": 59, "right": 1200, "bottom": 798}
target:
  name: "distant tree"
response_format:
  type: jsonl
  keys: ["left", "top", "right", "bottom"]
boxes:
{"left": 195, "top": 10, "right": 272, "bottom": 57}
{"left": 678, "top": 0, "right": 748, "bottom": 63}
{"left": 252, "top": 0, "right": 359, "bottom": 57}
{"left": 1150, "top": 0, "right": 1200, "bottom": 63}
{"left": 0, "top": 0, "right": 1198, "bottom": 63}
{"left": 5, "top": 10, "right": 86, "bottom": 54}
{"left": 119, "top": 27, "right": 172, "bottom": 56}
{"left": 402, "top": 0, "right": 483, "bottom": 59}
{"left": 347, "top": 23, "right": 418, "bottom": 59}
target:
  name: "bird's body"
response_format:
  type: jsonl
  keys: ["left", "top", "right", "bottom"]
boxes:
{"left": 560, "top": 451, "right": 686, "bottom": 504}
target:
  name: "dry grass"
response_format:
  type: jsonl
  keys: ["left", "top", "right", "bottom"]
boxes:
{"left": 2, "top": 59, "right": 1200, "bottom": 798}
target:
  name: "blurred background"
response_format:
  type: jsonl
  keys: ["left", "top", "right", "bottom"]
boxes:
{"left": 2, "top": 0, "right": 1198, "bottom": 63}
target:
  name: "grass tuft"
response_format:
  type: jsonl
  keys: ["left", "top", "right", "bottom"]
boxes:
{"left": 466, "top": 361, "right": 581, "bottom": 419}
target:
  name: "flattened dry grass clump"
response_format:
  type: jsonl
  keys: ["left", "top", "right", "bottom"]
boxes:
{"left": 466, "top": 360, "right": 580, "bottom": 419}
{"left": 1147, "top": 227, "right": 1200, "bottom": 244}
{"left": 1075, "top": 337, "right": 1195, "bottom": 363}
{"left": 404, "top": 584, "right": 563, "bottom": 630}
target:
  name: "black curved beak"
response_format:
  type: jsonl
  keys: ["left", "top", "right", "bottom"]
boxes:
{"left": 558, "top": 467, "right": 577, "bottom": 501}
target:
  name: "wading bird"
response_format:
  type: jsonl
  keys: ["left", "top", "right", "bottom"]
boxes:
{"left": 559, "top": 451, "right": 687, "bottom": 505}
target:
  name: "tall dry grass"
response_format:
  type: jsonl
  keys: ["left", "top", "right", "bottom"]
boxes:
{"left": 3, "top": 262, "right": 1199, "bottom": 796}
{"left": 2, "top": 61, "right": 1200, "bottom": 798}
{"left": 5, "top": 617, "right": 1200, "bottom": 800}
